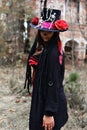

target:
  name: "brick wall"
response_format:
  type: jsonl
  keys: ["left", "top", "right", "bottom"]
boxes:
{"left": 33, "top": 0, "right": 87, "bottom": 65}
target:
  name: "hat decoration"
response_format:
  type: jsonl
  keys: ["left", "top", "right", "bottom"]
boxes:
{"left": 31, "top": 17, "right": 68, "bottom": 32}
{"left": 30, "top": 0, "right": 69, "bottom": 32}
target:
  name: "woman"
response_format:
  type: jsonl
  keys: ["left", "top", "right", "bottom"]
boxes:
{"left": 24, "top": 8, "right": 69, "bottom": 130}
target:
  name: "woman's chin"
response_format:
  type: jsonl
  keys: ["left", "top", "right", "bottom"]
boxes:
{"left": 43, "top": 39, "right": 49, "bottom": 42}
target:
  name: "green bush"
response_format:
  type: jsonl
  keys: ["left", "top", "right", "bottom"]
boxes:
{"left": 68, "top": 72, "right": 78, "bottom": 82}
{"left": 65, "top": 72, "right": 83, "bottom": 109}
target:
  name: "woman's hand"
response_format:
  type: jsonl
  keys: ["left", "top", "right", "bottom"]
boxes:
{"left": 42, "top": 115, "right": 55, "bottom": 130}
{"left": 33, "top": 50, "right": 43, "bottom": 56}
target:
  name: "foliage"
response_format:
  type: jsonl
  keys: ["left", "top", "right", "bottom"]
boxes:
{"left": 65, "top": 72, "right": 84, "bottom": 109}
{"left": 0, "top": 0, "right": 34, "bottom": 66}
{"left": 68, "top": 72, "right": 79, "bottom": 82}
{"left": 0, "top": 0, "right": 34, "bottom": 40}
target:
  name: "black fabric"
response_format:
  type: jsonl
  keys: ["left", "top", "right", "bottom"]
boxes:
{"left": 41, "top": 8, "right": 61, "bottom": 22}
{"left": 29, "top": 41, "right": 68, "bottom": 130}
{"left": 44, "top": 0, "right": 47, "bottom": 8}
{"left": 44, "top": 111, "right": 54, "bottom": 116}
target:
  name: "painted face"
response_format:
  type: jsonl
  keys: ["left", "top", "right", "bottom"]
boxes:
{"left": 40, "top": 31, "right": 54, "bottom": 42}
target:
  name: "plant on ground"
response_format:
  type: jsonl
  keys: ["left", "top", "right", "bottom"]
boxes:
{"left": 65, "top": 72, "right": 83, "bottom": 109}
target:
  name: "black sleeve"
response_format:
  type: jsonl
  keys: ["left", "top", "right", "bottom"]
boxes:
{"left": 44, "top": 49, "right": 61, "bottom": 116}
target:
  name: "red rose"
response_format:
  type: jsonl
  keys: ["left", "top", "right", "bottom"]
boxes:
{"left": 55, "top": 20, "right": 69, "bottom": 30}
{"left": 51, "top": 23, "right": 56, "bottom": 29}
{"left": 31, "top": 17, "right": 39, "bottom": 25}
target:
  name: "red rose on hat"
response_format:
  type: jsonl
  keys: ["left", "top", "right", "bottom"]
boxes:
{"left": 55, "top": 20, "right": 69, "bottom": 30}
{"left": 31, "top": 17, "right": 39, "bottom": 25}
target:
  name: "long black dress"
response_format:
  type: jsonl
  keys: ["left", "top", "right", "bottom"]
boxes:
{"left": 29, "top": 41, "right": 68, "bottom": 130}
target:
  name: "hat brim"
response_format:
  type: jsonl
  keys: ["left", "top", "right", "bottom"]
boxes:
{"left": 30, "top": 23, "right": 68, "bottom": 32}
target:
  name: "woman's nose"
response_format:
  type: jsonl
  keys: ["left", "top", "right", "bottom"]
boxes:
{"left": 43, "top": 32, "right": 47, "bottom": 36}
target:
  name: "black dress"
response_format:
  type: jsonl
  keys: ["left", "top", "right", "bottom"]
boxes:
{"left": 29, "top": 41, "right": 68, "bottom": 130}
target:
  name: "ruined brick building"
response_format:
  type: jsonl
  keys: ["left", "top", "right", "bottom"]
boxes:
{"left": 0, "top": 0, "right": 87, "bottom": 66}
{"left": 32, "top": 0, "right": 87, "bottom": 66}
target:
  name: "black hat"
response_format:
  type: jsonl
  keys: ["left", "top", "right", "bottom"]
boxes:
{"left": 30, "top": 8, "right": 69, "bottom": 32}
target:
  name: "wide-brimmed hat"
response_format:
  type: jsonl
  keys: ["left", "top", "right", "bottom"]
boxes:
{"left": 30, "top": 8, "right": 69, "bottom": 32}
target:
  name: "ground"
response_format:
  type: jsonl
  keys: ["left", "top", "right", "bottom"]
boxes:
{"left": 0, "top": 66, "right": 30, "bottom": 130}
{"left": 0, "top": 65, "right": 87, "bottom": 130}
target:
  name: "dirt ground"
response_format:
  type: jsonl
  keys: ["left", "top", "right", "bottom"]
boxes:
{"left": 0, "top": 66, "right": 30, "bottom": 130}
{"left": 0, "top": 65, "right": 87, "bottom": 130}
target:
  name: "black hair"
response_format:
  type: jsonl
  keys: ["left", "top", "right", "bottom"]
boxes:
{"left": 24, "top": 30, "right": 60, "bottom": 93}
{"left": 24, "top": 35, "right": 38, "bottom": 93}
